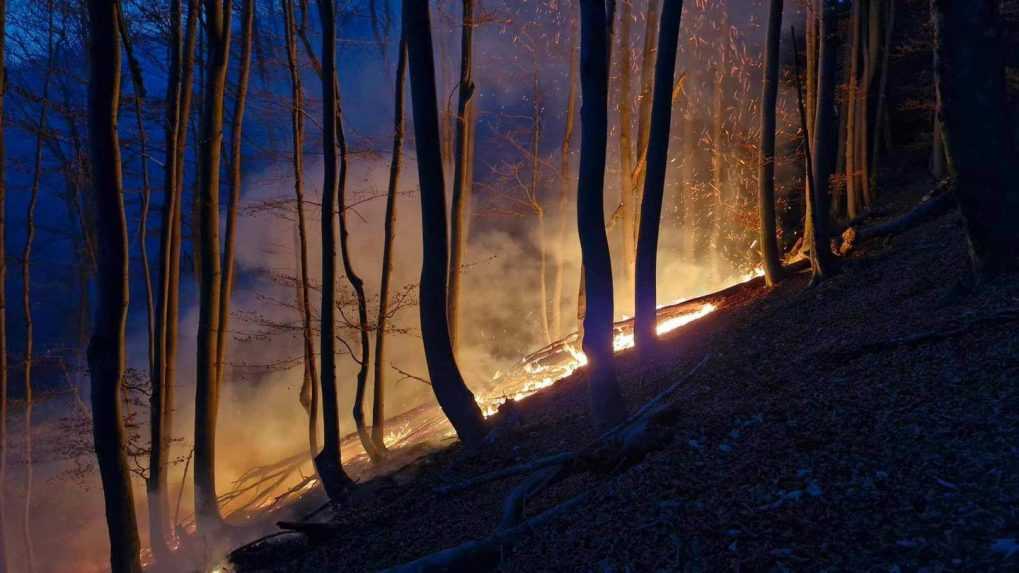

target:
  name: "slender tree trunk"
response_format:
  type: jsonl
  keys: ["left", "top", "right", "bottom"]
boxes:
{"left": 334, "top": 45, "right": 381, "bottom": 465}
{"left": 578, "top": 0, "right": 626, "bottom": 429}
{"left": 710, "top": 4, "right": 728, "bottom": 277}
{"left": 283, "top": 0, "right": 321, "bottom": 461}
{"left": 372, "top": 33, "right": 408, "bottom": 452}
{"left": 0, "top": 0, "right": 8, "bottom": 567}
{"left": 20, "top": 10, "right": 54, "bottom": 570}
{"left": 845, "top": 0, "right": 862, "bottom": 219}
{"left": 86, "top": 1, "right": 143, "bottom": 569}
{"left": 634, "top": 0, "right": 684, "bottom": 348}
{"left": 758, "top": 0, "right": 784, "bottom": 287}
{"left": 808, "top": 0, "right": 837, "bottom": 284}
{"left": 528, "top": 73, "right": 551, "bottom": 345}
{"left": 632, "top": 0, "right": 660, "bottom": 209}
{"left": 314, "top": 0, "right": 354, "bottom": 500}
{"left": 870, "top": 0, "right": 894, "bottom": 188}
{"left": 616, "top": 0, "right": 636, "bottom": 292}
{"left": 217, "top": 0, "right": 254, "bottom": 399}
{"left": 119, "top": 5, "right": 156, "bottom": 416}
{"left": 805, "top": 3, "right": 817, "bottom": 139}
{"left": 860, "top": 0, "right": 880, "bottom": 207}
{"left": 403, "top": 0, "right": 488, "bottom": 446}
{"left": 931, "top": 0, "right": 1019, "bottom": 277}
{"left": 553, "top": 14, "right": 579, "bottom": 341}
{"left": 194, "top": 0, "right": 232, "bottom": 533}
{"left": 149, "top": 0, "right": 197, "bottom": 559}
{"left": 448, "top": 0, "right": 477, "bottom": 354}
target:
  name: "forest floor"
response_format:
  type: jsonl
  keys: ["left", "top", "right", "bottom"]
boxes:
{"left": 229, "top": 168, "right": 1019, "bottom": 572}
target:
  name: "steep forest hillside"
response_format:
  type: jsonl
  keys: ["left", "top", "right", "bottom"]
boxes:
{"left": 229, "top": 173, "right": 1019, "bottom": 572}
{"left": 0, "top": 0, "right": 1016, "bottom": 572}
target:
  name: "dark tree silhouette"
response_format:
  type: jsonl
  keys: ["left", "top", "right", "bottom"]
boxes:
{"left": 314, "top": 0, "right": 355, "bottom": 500}
{"left": 931, "top": 0, "right": 1019, "bottom": 277}
{"left": 86, "top": 0, "right": 143, "bottom": 569}
{"left": 578, "top": 0, "right": 626, "bottom": 429}
{"left": 634, "top": 0, "right": 684, "bottom": 348}
{"left": 757, "top": 0, "right": 784, "bottom": 287}
{"left": 403, "top": 0, "right": 488, "bottom": 446}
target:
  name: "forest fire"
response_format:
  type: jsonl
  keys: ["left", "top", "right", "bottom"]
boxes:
{"left": 478, "top": 302, "right": 719, "bottom": 417}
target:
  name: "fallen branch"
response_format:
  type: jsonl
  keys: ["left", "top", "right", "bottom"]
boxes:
{"left": 381, "top": 490, "right": 594, "bottom": 573}
{"left": 434, "top": 452, "right": 576, "bottom": 496}
{"left": 839, "top": 189, "right": 956, "bottom": 255}
{"left": 382, "top": 356, "right": 711, "bottom": 572}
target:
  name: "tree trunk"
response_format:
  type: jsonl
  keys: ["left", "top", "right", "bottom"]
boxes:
{"left": 403, "top": 0, "right": 488, "bottom": 446}
{"left": 335, "top": 38, "right": 382, "bottom": 465}
{"left": 448, "top": 0, "right": 477, "bottom": 354}
{"left": 20, "top": 10, "right": 54, "bottom": 570}
{"left": 283, "top": 0, "right": 321, "bottom": 460}
{"left": 119, "top": 5, "right": 156, "bottom": 428}
{"left": 710, "top": 4, "right": 728, "bottom": 278}
{"left": 634, "top": 0, "right": 684, "bottom": 348}
{"left": 632, "top": 0, "right": 660, "bottom": 213}
{"left": 149, "top": 0, "right": 198, "bottom": 559}
{"left": 845, "top": 0, "right": 861, "bottom": 219}
{"left": 216, "top": 0, "right": 254, "bottom": 403}
{"left": 578, "top": 0, "right": 627, "bottom": 429}
{"left": 86, "top": 0, "right": 143, "bottom": 568}
{"left": 0, "top": 0, "right": 8, "bottom": 567}
{"left": 870, "top": 0, "right": 894, "bottom": 188}
{"left": 372, "top": 33, "right": 408, "bottom": 453}
{"left": 616, "top": 0, "right": 636, "bottom": 292}
{"left": 194, "top": 0, "right": 232, "bottom": 534}
{"left": 528, "top": 73, "right": 551, "bottom": 346}
{"left": 553, "top": 14, "right": 579, "bottom": 341}
{"left": 931, "top": 0, "right": 1019, "bottom": 277}
{"left": 805, "top": 3, "right": 817, "bottom": 139}
{"left": 758, "top": 0, "right": 784, "bottom": 287}
{"left": 808, "top": 0, "right": 838, "bottom": 284}
{"left": 314, "top": 0, "right": 354, "bottom": 500}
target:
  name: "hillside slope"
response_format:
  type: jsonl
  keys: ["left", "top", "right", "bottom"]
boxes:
{"left": 230, "top": 172, "right": 1019, "bottom": 572}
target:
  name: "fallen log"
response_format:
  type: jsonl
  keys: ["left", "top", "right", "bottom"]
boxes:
{"left": 839, "top": 188, "right": 956, "bottom": 255}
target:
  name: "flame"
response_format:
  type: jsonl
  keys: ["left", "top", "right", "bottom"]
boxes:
{"left": 478, "top": 302, "right": 717, "bottom": 416}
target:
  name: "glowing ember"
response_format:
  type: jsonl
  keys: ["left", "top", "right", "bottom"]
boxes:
{"left": 477, "top": 303, "right": 717, "bottom": 416}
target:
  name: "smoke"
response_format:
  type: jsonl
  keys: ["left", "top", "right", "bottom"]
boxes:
{"left": 7, "top": 0, "right": 805, "bottom": 570}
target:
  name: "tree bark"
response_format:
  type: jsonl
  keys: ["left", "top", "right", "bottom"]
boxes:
{"left": 314, "top": 0, "right": 354, "bottom": 500}
{"left": 194, "top": 0, "right": 232, "bottom": 533}
{"left": 845, "top": 0, "right": 862, "bottom": 219}
{"left": 632, "top": 0, "right": 660, "bottom": 213}
{"left": 149, "top": 0, "right": 198, "bottom": 559}
{"left": 20, "top": 9, "right": 54, "bottom": 570}
{"left": 448, "top": 0, "right": 477, "bottom": 355}
{"left": 634, "top": 0, "right": 684, "bottom": 349}
{"left": 0, "top": 0, "right": 8, "bottom": 568}
{"left": 578, "top": 0, "right": 627, "bottom": 429}
{"left": 86, "top": 0, "right": 143, "bottom": 568}
{"left": 616, "top": 0, "right": 636, "bottom": 292}
{"left": 217, "top": 0, "right": 254, "bottom": 402}
{"left": 282, "top": 0, "right": 321, "bottom": 460}
{"left": 757, "top": 0, "right": 784, "bottom": 287}
{"left": 553, "top": 14, "right": 580, "bottom": 341}
{"left": 336, "top": 35, "right": 382, "bottom": 465}
{"left": 403, "top": 0, "right": 488, "bottom": 446}
{"left": 931, "top": 0, "right": 1019, "bottom": 277}
{"left": 808, "top": 0, "right": 838, "bottom": 284}
{"left": 372, "top": 32, "right": 408, "bottom": 453}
